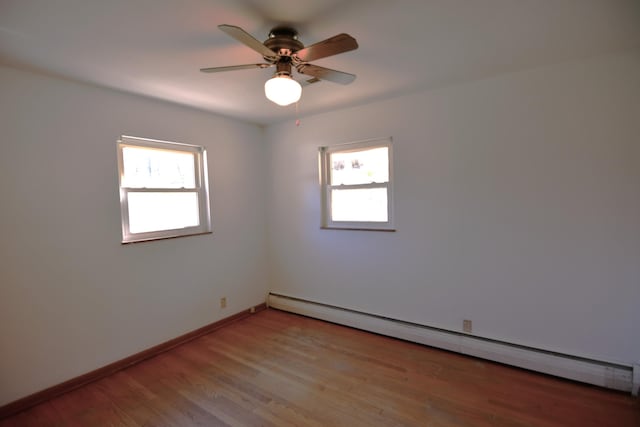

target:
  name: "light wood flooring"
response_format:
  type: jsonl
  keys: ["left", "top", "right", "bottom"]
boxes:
{"left": 1, "top": 309, "right": 639, "bottom": 426}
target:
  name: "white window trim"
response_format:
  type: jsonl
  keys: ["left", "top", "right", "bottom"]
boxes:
{"left": 319, "top": 137, "right": 395, "bottom": 231}
{"left": 117, "top": 135, "right": 212, "bottom": 243}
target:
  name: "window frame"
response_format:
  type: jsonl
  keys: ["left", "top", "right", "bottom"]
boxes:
{"left": 117, "top": 135, "right": 212, "bottom": 243}
{"left": 319, "top": 137, "right": 395, "bottom": 231}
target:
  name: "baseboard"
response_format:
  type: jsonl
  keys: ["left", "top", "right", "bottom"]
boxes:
{"left": 268, "top": 293, "right": 635, "bottom": 393}
{"left": 0, "top": 302, "right": 267, "bottom": 419}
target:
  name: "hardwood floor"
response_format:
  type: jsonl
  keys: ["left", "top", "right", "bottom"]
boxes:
{"left": 1, "top": 309, "right": 638, "bottom": 426}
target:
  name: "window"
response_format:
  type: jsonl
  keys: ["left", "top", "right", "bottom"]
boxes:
{"left": 319, "top": 137, "right": 394, "bottom": 230}
{"left": 117, "top": 135, "right": 211, "bottom": 243}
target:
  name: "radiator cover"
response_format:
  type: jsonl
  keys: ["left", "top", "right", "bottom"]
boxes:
{"left": 268, "top": 293, "right": 637, "bottom": 394}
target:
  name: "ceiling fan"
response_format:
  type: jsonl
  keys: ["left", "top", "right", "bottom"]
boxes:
{"left": 200, "top": 24, "right": 358, "bottom": 106}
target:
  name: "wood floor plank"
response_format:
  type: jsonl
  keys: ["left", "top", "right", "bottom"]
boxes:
{"left": 1, "top": 308, "right": 639, "bottom": 426}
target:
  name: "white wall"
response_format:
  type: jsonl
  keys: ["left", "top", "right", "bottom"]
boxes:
{"left": 0, "top": 66, "right": 268, "bottom": 405}
{"left": 1, "top": 48, "right": 638, "bottom": 407}
{"left": 266, "top": 50, "right": 640, "bottom": 366}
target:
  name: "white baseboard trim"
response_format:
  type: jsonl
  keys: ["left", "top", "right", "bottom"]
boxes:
{"left": 268, "top": 293, "right": 634, "bottom": 393}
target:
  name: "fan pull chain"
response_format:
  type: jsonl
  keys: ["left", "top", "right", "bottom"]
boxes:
{"left": 295, "top": 101, "right": 300, "bottom": 127}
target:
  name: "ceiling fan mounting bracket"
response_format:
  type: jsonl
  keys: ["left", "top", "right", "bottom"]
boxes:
{"left": 267, "top": 26, "right": 299, "bottom": 40}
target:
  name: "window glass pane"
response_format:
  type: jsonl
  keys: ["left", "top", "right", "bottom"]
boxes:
{"left": 331, "top": 188, "right": 388, "bottom": 222}
{"left": 128, "top": 192, "right": 199, "bottom": 233}
{"left": 330, "top": 146, "right": 388, "bottom": 185}
{"left": 122, "top": 146, "right": 195, "bottom": 189}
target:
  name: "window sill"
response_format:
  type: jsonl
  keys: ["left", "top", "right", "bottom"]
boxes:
{"left": 121, "top": 231, "right": 212, "bottom": 244}
{"left": 320, "top": 226, "right": 396, "bottom": 232}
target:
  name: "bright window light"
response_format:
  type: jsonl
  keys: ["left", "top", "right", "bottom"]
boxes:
{"left": 117, "top": 136, "right": 211, "bottom": 243}
{"left": 319, "top": 137, "right": 394, "bottom": 231}
{"left": 127, "top": 192, "right": 200, "bottom": 233}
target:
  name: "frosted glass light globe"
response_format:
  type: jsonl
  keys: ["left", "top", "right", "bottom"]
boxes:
{"left": 264, "top": 75, "right": 302, "bottom": 106}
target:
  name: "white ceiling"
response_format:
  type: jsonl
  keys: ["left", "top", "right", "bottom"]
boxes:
{"left": 1, "top": 0, "right": 639, "bottom": 125}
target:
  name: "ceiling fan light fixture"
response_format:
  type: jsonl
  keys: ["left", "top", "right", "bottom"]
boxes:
{"left": 264, "top": 74, "right": 302, "bottom": 106}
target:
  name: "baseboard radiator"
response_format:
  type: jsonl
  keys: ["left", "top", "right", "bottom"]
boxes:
{"left": 268, "top": 293, "right": 638, "bottom": 395}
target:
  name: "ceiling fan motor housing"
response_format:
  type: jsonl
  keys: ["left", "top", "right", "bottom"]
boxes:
{"left": 264, "top": 27, "right": 304, "bottom": 59}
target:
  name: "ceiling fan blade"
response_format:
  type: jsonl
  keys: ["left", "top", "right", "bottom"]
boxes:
{"left": 218, "top": 24, "right": 278, "bottom": 60}
{"left": 294, "top": 33, "right": 358, "bottom": 62}
{"left": 299, "top": 77, "right": 321, "bottom": 87}
{"left": 297, "top": 64, "right": 356, "bottom": 85}
{"left": 200, "top": 63, "right": 273, "bottom": 73}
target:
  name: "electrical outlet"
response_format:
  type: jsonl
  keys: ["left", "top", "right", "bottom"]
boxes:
{"left": 220, "top": 297, "right": 227, "bottom": 309}
{"left": 250, "top": 306, "right": 256, "bottom": 313}
{"left": 463, "top": 319, "right": 472, "bottom": 333}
